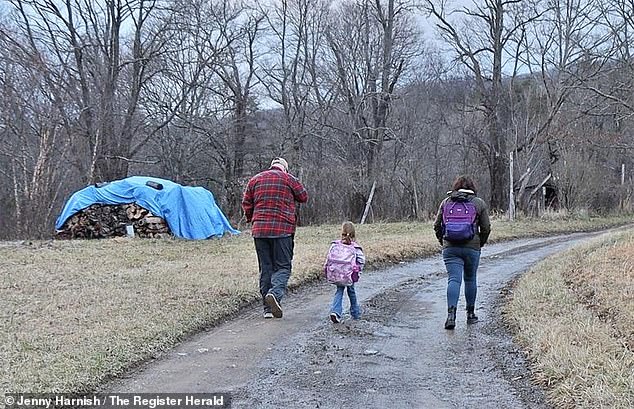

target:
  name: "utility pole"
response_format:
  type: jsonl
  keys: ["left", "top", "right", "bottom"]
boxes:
{"left": 620, "top": 163, "right": 625, "bottom": 211}
{"left": 509, "top": 151, "right": 515, "bottom": 221}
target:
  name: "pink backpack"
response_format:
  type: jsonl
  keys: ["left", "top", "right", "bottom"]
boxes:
{"left": 324, "top": 240, "right": 360, "bottom": 286}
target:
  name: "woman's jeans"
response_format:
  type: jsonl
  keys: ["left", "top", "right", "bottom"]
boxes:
{"left": 442, "top": 246, "right": 481, "bottom": 309}
{"left": 330, "top": 285, "right": 361, "bottom": 319}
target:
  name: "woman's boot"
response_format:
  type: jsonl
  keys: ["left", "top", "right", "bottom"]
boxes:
{"left": 444, "top": 306, "right": 456, "bottom": 330}
{"left": 466, "top": 305, "right": 479, "bottom": 324}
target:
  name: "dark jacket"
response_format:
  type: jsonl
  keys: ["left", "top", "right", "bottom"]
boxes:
{"left": 433, "top": 189, "right": 491, "bottom": 250}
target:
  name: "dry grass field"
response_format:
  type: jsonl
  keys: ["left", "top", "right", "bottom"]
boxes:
{"left": 1, "top": 215, "right": 632, "bottom": 399}
{"left": 505, "top": 230, "right": 634, "bottom": 409}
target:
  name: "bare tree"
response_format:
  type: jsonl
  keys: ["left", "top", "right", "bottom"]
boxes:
{"left": 327, "top": 1, "right": 421, "bottom": 177}
{"left": 0, "top": 40, "right": 68, "bottom": 238}
{"left": 140, "top": 0, "right": 266, "bottom": 218}
{"left": 137, "top": 0, "right": 226, "bottom": 184}
{"left": 510, "top": 0, "right": 606, "bottom": 213}
{"left": 257, "top": 0, "right": 333, "bottom": 168}
{"left": 580, "top": 0, "right": 634, "bottom": 121}
{"left": 204, "top": 1, "right": 265, "bottom": 218}
{"left": 424, "top": 0, "right": 539, "bottom": 209}
{"left": 5, "top": 0, "right": 171, "bottom": 183}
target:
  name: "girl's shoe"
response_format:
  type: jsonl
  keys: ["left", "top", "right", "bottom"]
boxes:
{"left": 330, "top": 313, "right": 342, "bottom": 323}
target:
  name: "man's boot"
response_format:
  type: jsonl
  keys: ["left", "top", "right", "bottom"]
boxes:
{"left": 466, "top": 305, "right": 479, "bottom": 324}
{"left": 444, "top": 306, "right": 456, "bottom": 330}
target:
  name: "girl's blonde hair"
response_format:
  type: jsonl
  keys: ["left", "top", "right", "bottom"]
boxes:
{"left": 341, "top": 221, "right": 356, "bottom": 245}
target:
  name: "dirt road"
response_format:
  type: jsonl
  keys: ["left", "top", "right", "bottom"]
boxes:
{"left": 107, "top": 231, "right": 613, "bottom": 408}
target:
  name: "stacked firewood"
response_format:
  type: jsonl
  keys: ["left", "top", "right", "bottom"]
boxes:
{"left": 55, "top": 203, "right": 172, "bottom": 239}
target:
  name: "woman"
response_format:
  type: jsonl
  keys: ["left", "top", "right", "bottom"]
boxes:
{"left": 433, "top": 175, "right": 491, "bottom": 330}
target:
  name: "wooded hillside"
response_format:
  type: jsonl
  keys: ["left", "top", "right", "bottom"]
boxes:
{"left": 1, "top": 0, "right": 632, "bottom": 239}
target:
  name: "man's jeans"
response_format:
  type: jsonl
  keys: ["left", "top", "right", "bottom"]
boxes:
{"left": 255, "top": 236, "right": 294, "bottom": 311}
{"left": 330, "top": 285, "right": 361, "bottom": 319}
{"left": 442, "top": 246, "right": 481, "bottom": 309}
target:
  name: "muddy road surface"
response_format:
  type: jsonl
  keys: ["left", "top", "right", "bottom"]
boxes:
{"left": 107, "top": 231, "right": 618, "bottom": 408}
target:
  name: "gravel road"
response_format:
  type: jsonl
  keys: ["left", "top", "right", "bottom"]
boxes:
{"left": 106, "top": 230, "right": 615, "bottom": 408}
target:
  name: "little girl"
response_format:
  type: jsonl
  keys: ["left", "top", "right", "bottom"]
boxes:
{"left": 326, "top": 221, "right": 365, "bottom": 323}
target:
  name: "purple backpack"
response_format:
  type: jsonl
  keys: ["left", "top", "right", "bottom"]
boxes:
{"left": 324, "top": 241, "right": 360, "bottom": 286}
{"left": 442, "top": 200, "right": 477, "bottom": 242}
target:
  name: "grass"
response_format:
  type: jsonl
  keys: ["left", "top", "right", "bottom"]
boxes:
{"left": 504, "top": 230, "right": 634, "bottom": 409}
{"left": 0, "top": 214, "right": 632, "bottom": 396}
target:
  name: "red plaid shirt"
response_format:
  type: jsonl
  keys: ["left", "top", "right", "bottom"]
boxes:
{"left": 242, "top": 168, "right": 308, "bottom": 238}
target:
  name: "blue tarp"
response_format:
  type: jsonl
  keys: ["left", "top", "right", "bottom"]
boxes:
{"left": 55, "top": 176, "right": 240, "bottom": 240}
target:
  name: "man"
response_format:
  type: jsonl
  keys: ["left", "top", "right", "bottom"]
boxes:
{"left": 242, "top": 157, "right": 308, "bottom": 319}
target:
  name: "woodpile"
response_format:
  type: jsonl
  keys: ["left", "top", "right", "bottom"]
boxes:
{"left": 55, "top": 203, "right": 172, "bottom": 239}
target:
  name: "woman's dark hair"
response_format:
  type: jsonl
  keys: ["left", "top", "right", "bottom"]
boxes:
{"left": 451, "top": 175, "right": 477, "bottom": 193}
